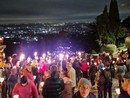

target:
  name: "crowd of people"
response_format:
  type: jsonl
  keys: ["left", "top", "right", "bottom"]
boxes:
{"left": 0, "top": 50, "right": 130, "bottom": 98}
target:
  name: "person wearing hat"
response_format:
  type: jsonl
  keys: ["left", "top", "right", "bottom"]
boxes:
{"left": 118, "top": 72, "right": 130, "bottom": 98}
{"left": 73, "top": 78, "right": 96, "bottom": 98}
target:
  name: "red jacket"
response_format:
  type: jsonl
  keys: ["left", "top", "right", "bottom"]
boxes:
{"left": 81, "top": 62, "right": 89, "bottom": 71}
{"left": 12, "top": 81, "right": 39, "bottom": 98}
{"left": 23, "top": 69, "right": 34, "bottom": 81}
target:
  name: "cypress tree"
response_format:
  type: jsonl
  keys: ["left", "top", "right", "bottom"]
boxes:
{"left": 109, "top": 0, "right": 121, "bottom": 46}
{"left": 96, "top": 0, "right": 125, "bottom": 47}
{"left": 96, "top": 5, "right": 110, "bottom": 46}
{"left": 109, "top": 0, "right": 120, "bottom": 25}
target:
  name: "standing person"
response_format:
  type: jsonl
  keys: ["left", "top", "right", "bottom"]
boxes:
{"left": 72, "top": 57, "right": 82, "bottom": 84}
{"left": 81, "top": 59, "right": 89, "bottom": 79}
{"left": 89, "top": 60, "right": 98, "bottom": 86}
{"left": 22, "top": 64, "right": 34, "bottom": 81}
{"left": 31, "top": 63, "right": 40, "bottom": 94}
{"left": 1, "top": 63, "right": 11, "bottom": 98}
{"left": 98, "top": 60, "right": 104, "bottom": 71}
{"left": 7, "top": 67, "right": 18, "bottom": 98}
{"left": 62, "top": 58, "right": 67, "bottom": 71}
{"left": 43, "top": 70, "right": 51, "bottom": 80}
{"left": 61, "top": 71, "right": 72, "bottom": 98}
{"left": 12, "top": 75, "right": 39, "bottom": 98}
{"left": 104, "top": 64, "right": 112, "bottom": 98}
{"left": 73, "top": 78, "right": 96, "bottom": 98}
{"left": 67, "top": 59, "right": 76, "bottom": 95}
{"left": 31, "top": 63, "right": 38, "bottom": 85}
{"left": 97, "top": 70, "right": 106, "bottom": 98}
{"left": 38, "top": 58, "right": 47, "bottom": 79}
{"left": 116, "top": 55, "right": 126, "bottom": 88}
{"left": 1, "top": 78, "right": 8, "bottom": 98}
{"left": 126, "top": 57, "right": 130, "bottom": 72}
{"left": 118, "top": 72, "right": 130, "bottom": 98}
{"left": 42, "top": 65, "right": 64, "bottom": 98}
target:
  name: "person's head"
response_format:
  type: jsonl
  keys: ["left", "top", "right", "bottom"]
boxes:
{"left": 122, "top": 72, "right": 130, "bottom": 91}
{"left": 123, "top": 72, "right": 130, "bottom": 80}
{"left": 50, "top": 65, "right": 58, "bottom": 74}
{"left": 78, "top": 78, "right": 92, "bottom": 98}
{"left": 99, "top": 70, "right": 105, "bottom": 76}
{"left": 25, "top": 64, "right": 32, "bottom": 72}
{"left": 44, "top": 70, "right": 51, "bottom": 79}
{"left": 20, "top": 76, "right": 28, "bottom": 86}
{"left": 60, "top": 71, "right": 69, "bottom": 78}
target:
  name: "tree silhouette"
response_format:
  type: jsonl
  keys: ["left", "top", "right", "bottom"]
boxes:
{"left": 96, "top": 0, "right": 125, "bottom": 47}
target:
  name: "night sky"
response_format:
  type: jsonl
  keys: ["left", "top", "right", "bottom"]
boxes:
{"left": 0, "top": 0, "right": 129, "bottom": 23}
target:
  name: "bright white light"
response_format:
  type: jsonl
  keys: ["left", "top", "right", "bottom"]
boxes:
{"left": 113, "top": 61, "right": 115, "bottom": 64}
{"left": 12, "top": 66, "right": 17, "bottom": 69}
{"left": 38, "top": 66, "right": 40, "bottom": 70}
{"left": 106, "top": 53, "right": 109, "bottom": 56}
{"left": 0, "top": 78, "right": 4, "bottom": 82}
{"left": 33, "top": 75, "right": 36, "bottom": 80}
{"left": 40, "top": 82, "right": 44, "bottom": 87}
{"left": 102, "top": 67, "right": 105, "bottom": 70}
{"left": 94, "top": 62, "right": 97, "bottom": 65}
{"left": 115, "top": 88, "right": 120, "bottom": 95}
{"left": 16, "top": 61, "right": 20, "bottom": 66}
{"left": 34, "top": 51, "right": 38, "bottom": 57}
{"left": 47, "top": 59, "right": 51, "bottom": 64}
{"left": 87, "top": 62, "right": 89, "bottom": 65}
{"left": 19, "top": 54, "right": 25, "bottom": 61}
{"left": 47, "top": 51, "right": 51, "bottom": 55}
{"left": 13, "top": 94, "right": 19, "bottom": 98}
{"left": 78, "top": 52, "right": 81, "bottom": 56}
{"left": 65, "top": 54, "right": 69, "bottom": 59}
{"left": 117, "top": 57, "right": 119, "bottom": 61}
{"left": 35, "top": 56, "right": 38, "bottom": 60}
{"left": 0, "top": 37, "right": 3, "bottom": 40}
{"left": 42, "top": 53, "right": 46, "bottom": 59}
{"left": 59, "top": 53, "right": 64, "bottom": 61}
{"left": 27, "top": 57, "right": 32, "bottom": 63}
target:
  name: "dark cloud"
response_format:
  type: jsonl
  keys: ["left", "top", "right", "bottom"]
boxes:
{"left": 0, "top": 0, "right": 129, "bottom": 23}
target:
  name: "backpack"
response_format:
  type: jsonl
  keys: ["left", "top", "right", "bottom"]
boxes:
{"left": 98, "top": 75, "right": 105, "bottom": 86}
{"left": 117, "top": 67, "right": 123, "bottom": 73}
{"left": 104, "top": 70, "right": 112, "bottom": 84}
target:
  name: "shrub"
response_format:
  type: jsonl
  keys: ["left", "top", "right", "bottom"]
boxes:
{"left": 100, "top": 44, "right": 117, "bottom": 53}
{"left": 91, "top": 50, "right": 97, "bottom": 54}
{"left": 125, "top": 37, "right": 130, "bottom": 48}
